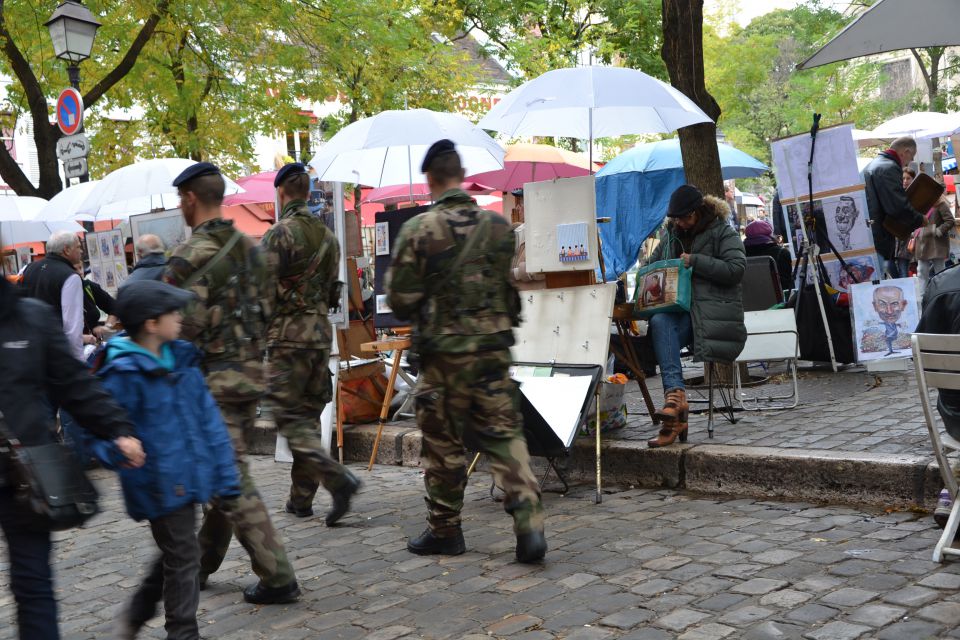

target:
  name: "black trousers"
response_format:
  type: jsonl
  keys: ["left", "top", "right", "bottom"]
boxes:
{"left": 0, "top": 487, "right": 59, "bottom": 640}
{"left": 127, "top": 503, "right": 200, "bottom": 640}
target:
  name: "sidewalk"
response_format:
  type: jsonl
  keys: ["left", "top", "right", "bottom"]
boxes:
{"left": 325, "top": 363, "right": 942, "bottom": 508}
{"left": 4, "top": 460, "right": 958, "bottom": 640}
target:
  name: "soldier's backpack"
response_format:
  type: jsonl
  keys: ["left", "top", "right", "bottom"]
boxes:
{"left": 276, "top": 218, "right": 343, "bottom": 316}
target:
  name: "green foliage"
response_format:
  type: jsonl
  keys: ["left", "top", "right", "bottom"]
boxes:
{"left": 703, "top": 1, "right": 908, "bottom": 165}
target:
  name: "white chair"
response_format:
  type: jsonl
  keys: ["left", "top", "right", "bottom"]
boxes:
{"left": 733, "top": 309, "right": 800, "bottom": 411}
{"left": 912, "top": 333, "right": 960, "bottom": 563}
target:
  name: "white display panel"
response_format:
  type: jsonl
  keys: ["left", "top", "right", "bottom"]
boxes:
{"left": 524, "top": 175, "right": 598, "bottom": 273}
{"left": 512, "top": 283, "right": 617, "bottom": 368}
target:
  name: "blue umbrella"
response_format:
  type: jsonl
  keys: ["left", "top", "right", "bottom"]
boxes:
{"left": 597, "top": 139, "right": 768, "bottom": 180}
{"left": 595, "top": 139, "right": 768, "bottom": 279}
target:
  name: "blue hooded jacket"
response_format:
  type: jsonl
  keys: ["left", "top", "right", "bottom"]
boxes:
{"left": 90, "top": 337, "right": 240, "bottom": 521}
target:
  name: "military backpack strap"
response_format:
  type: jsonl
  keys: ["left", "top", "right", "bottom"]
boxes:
{"left": 181, "top": 230, "right": 243, "bottom": 290}
{"left": 432, "top": 213, "right": 493, "bottom": 293}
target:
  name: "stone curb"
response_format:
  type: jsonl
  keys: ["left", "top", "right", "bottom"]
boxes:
{"left": 251, "top": 422, "right": 942, "bottom": 509}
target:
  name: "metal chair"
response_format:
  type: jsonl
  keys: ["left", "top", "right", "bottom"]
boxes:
{"left": 734, "top": 309, "right": 800, "bottom": 411}
{"left": 912, "top": 333, "right": 960, "bottom": 562}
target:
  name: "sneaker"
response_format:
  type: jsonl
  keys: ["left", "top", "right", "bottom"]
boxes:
{"left": 407, "top": 528, "right": 466, "bottom": 556}
{"left": 935, "top": 488, "right": 953, "bottom": 529}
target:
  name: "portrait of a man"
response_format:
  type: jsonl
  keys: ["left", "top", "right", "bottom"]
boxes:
{"left": 856, "top": 284, "right": 916, "bottom": 357}
{"left": 834, "top": 195, "right": 860, "bottom": 251}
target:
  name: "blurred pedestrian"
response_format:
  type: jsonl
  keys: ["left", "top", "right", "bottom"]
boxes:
{"left": 0, "top": 257, "right": 144, "bottom": 640}
{"left": 914, "top": 192, "right": 955, "bottom": 294}
{"left": 261, "top": 162, "right": 360, "bottom": 526}
{"left": 125, "top": 235, "right": 167, "bottom": 284}
{"left": 386, "top": 140, "right": 546, "bottom": 563}
{"left": 162, "top": 163, "right": 299, "bottom": 605}
{"left": 21, "top": 231, "right": 85, "bottom": 360}
{"left": 895, "top": 168, "right": 918, "bottom": 278}
{"left": 91, "top": 281, "right": 239, "bottom": 640}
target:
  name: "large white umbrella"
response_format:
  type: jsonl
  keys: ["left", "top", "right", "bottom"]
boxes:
{"left": 800, "top": 0, "right": 958, "bottom": 70}
{"left": 477, "top": 65, "right": 713, "bottom": 163}
{"left": 872, "top": 111, "right": 960, "bottom": 139}
{"left": 75, "top": 158, "right": 244, "bottom": 220}
{"left": 35, "top": 180, "right": 100, "bottom": 222}
{"left": 0, "top": 195, "right": 82, "bottom": 246}
{"left": 308, "top": 109, "right": 505, "bottom": 191}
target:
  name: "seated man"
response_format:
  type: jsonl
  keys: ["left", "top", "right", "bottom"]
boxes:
{"left": 916, "top": 263, "right": 960, "bottom": 526}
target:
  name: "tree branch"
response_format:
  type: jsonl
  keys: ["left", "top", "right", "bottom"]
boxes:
{"left": 84, "top": 0, "right": 172, "bottom": 107}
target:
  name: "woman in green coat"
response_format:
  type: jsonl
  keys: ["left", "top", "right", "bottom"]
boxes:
{"left": 645, "top": 185, "right": 747, "bottom": 447}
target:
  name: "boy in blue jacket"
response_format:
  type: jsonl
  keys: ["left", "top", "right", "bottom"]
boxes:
{"left": 90, "top": 280, "right": 240, "bottom": 640}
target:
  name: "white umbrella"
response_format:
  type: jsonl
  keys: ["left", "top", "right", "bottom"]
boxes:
{"left": 75, "top": 158, "right": 244, "bottom": 220}
{"left": 308, "top": 109, "right": 505, "bottom": 191}
{"left": 852, "top": 128, "right": 892, "bottom": 149}
{"left": 0, "top": 195, "right": 82, "bottom": 246}
{"left": 35, "top": 180, "right": 100, "bottom": 222}
{"left": 800, "top": 0, "right": 958, "bottom": 70}
{"left": 872, "top": 111, "right": 960, "bottom": 139}
{"left": 477, "top": 65, "right": 713, "bottom": 163}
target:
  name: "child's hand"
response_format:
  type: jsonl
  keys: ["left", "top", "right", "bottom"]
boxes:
{"left": 114, "top": 436, "right": 145, "bottom": 468}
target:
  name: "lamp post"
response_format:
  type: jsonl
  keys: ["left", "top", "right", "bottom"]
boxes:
{"left": 46, "top": 0, "right": 100, "bottom": 185}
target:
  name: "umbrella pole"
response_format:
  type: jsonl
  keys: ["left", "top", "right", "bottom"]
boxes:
{"left": 588, "top": 108, "right": 594, "bottom": 173}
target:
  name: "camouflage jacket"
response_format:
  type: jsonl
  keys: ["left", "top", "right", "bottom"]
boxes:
{"left": 260, "top": 199, "right": 340, "bottom": 349}
{"left": 386, "top": 189, "right": 519, "bottom": 355}
{"left": 163, "top": 218, "right": 271, "bottom": 399}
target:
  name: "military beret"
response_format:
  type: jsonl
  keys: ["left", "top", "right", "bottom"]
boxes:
{"left": 274, "top": 162, "right": 309, "bottom": 188}
{"left": 115, "top": 280, "right": 196, "bottom": 329}
{"left": 421, "top": 139, "right": 457, "bottom": 173}
{"left": 172, "top": 162, "right": 221, "bottom": 188}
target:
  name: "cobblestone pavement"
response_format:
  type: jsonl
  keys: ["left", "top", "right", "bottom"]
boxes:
{"left": 616, "top": 363, "right": 931, "bottom": 457}
{"left": 2, "top": 459, "right": 959, "bottom": 639}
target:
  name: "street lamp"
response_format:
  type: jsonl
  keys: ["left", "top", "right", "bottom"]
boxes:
{"left": 45, "top": 1, "right": 101, "bottom": 90}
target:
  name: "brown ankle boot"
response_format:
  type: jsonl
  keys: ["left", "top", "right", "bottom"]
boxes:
{"left": 654, "top": 388, "right": 689, "bottom": 422}
{"left": 647, "top": 418, "right": 689, "bottom": 448}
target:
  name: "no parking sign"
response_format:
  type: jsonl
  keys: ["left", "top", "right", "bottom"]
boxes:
{"left": 56, "top": 88, "right": 83, "bottom": 136}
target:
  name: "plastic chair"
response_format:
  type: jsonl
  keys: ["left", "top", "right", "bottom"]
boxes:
{"left": 912, "top": 332, "right": 960, "bottom": 562}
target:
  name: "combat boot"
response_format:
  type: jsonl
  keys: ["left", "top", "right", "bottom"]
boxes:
{"left": 407, "top": 528, "right": 466, "bottom": 556}
{"left": 516, "top": 530, "right": 547, "bottom": 563}
{"left": 325, "top": 470, "right": 362, "bottom": 526}
{"left": 243, "top": 579, "right": 301, "bottom": 605}
{"left": 285, "top": 501, "right": 314, "bottom": 518}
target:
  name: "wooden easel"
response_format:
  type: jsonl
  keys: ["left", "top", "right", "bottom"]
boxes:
{"left": 361, "top": 331, "right": 412, "bottom": 470}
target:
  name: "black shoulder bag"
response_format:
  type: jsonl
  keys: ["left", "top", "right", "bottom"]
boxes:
{"left": 0, "top": 411, "right": 99, "bottom": 531}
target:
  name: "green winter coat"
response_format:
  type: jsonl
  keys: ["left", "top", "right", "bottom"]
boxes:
{"left": 648, "top": 196, "right": 747, "bottom": 363}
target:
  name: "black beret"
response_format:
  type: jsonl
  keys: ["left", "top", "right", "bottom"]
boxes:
{"left": 115, "top": 280, "right": 196, "bottom": 328}
{"left": 666, "top": 184, "right": 704, "bottom": 218}
{"left": 421, "top": 139, "right": 457, "bottom": 173}
{"left": 274, "top": 162, "right": 309, "bottom": 188}
{"left": 172, "top": 162, "right": 221, "bottom": 188}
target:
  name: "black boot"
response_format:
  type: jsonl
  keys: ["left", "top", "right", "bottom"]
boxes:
{"left": 407, "top": 528, "right": 466, "bottom": 556}
{"left": 516, "top": 530, "right": 547, "bottom": 564}
{"left": 285, "top": 500, "right": 314, "bottom": 518}
{"left": 325, "top": 470, "right": 361, "bottom": 526}
{"left": 243, "top": 580, "right": 302, "bottom": 605}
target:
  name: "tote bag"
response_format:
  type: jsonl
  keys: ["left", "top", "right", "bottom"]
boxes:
{"left": 633, "top": 258, "right": 693, "bottom": 318}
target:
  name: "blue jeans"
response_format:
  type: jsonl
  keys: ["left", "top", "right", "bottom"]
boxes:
{"left": 649, "top": 312, "right": 693, "bottom": 392}
{"left": 0, "top": 488, "right": 59, "bottom": 640}
{"left": 880, "top": 256, "right": 901, "bottom": 279}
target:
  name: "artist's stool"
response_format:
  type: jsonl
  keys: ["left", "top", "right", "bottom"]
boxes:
{"left": 361, "top": 335, "right": 412, "bottom": 470}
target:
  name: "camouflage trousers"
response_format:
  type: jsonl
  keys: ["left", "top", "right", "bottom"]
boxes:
{"left": 267, "top": 347, "right": 352, "bottom": 509}
{"left": 198, "top": 399, "right": 296, "bottom": 588}
{"left": 415, "top": 349, "right": 544, "bottom": 536}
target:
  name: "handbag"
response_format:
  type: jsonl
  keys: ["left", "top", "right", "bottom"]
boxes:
{"left": 0, "top": 411, "right": 99, "bottom": 531}
{"left": 633, "top": 258, "right": 693, "bottom": 318}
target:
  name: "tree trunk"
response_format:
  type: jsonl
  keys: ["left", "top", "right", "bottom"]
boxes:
{"left": 661, "top": 0, "right": 724, "bottom": 198}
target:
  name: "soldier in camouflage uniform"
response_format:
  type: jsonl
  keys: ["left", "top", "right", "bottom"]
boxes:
{"left": 162, "top": 162, "right": 300, "bottom": 605}
{"left": 386, "top": 140, "right": 547, "bottom": 563}
{"left": 260, "top": 163, "right": 361, "bottom": 525}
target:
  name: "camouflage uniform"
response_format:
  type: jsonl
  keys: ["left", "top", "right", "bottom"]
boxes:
{"left": 163, "top": 218, "right": 295, "bottom": 589}
{"left": 261, "top": 199, "right": 352, "bottom": 510}
{"left": 386, "top": 189, "right": 544, "bottom": 536}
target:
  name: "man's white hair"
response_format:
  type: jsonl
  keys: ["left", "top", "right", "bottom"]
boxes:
{"left": 46, "top": 230, "right": 79, "bottom": 256}
{"left": 136, "top": 234, "right": 165, "bottom": 257}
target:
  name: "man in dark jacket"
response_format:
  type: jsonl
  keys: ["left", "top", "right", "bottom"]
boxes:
{"left": 124, "top": 234, "right": 167, "bottom": 285}
{"left": 21, "top": 230, "right": 85, "bottom": 360}
{"left": 862, "top": 136, "right": 925, "bottom": 278}
{"left": 0, "top": 274, "right": 145, "bottom": 640}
